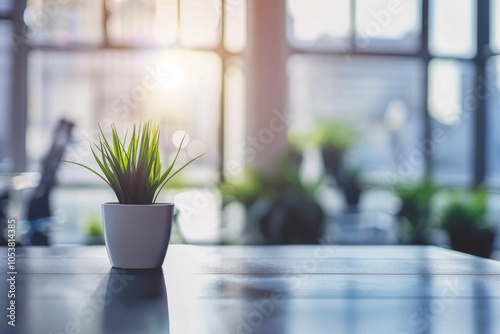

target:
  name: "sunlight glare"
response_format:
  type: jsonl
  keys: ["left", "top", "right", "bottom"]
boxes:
{"left": 157, "top": 56, "right": 185, "bottom": 91}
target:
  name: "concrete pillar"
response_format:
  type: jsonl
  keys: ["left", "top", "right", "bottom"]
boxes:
{"left": 245, "top": 0, "right": 290, "bottom": 172}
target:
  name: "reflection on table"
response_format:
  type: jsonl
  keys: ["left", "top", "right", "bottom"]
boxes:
{"left": 1, "top": 245, "right": 500, "bottom": 334}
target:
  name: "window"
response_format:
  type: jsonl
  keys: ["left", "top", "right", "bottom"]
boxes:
{"left": 355, "top": 0, "right": 421, "bottom": 52}
{"left": 429, "top": 0, "right": 476, "bottom": 58}
{"left": 287, "top": 0, "right": 426, "bottom": 185}
{"left": 487, "top": 57, "right": 500, "bottom": 185}
{"left": 428, "top": 60, "right": 474, "bottom": 185}
{"left": 492, "top": 0, "right": 500, "bottom": 52}
{"left": 22, "top": 0, "right": 247, "bottom": 184}
{"left": 0, "top": 0, "right": 248, "bottom": 243}
{"left": 179, "top": 0, "right": 221, "bottom": 48}
{"left": 487, "top": 0, "right": 500, "bottom": 186}
{"left": 287, "top": 0, "right": 351, "bottom": 51}
{"left": 25, "top": 0, "right": 103, "bottom": 44}
{"left": 27, "top": 50, "right": 222, "bottom": 182}
{"left": 288, "top": 55, "right": 424, "bottom": 180}
{"left": 107, "top": 0, "right": 177, "bottom": 45}
{"left": 427, "top": 0, "right": 492, "bottom": 186}
{"left": 286, "top": 0, "right": 490, "bottom": 187}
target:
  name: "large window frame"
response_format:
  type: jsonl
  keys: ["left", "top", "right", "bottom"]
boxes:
{"left": 6, "top": 0, "right": 245, "bottom": 180}
{"left": 3, "top": 0, "right": 499, "bottom": 187}
{"left": 286, "top": 0, "right": 495, "bottom": 187}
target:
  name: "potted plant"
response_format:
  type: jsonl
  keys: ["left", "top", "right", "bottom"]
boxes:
{"left": 220, "top": 158, "right": 324, "bottom": 244}
{"left": 439, "top": 188, "right": 496, "bottom": 258}
{"left": 68, "top": 121, "right": 202, "bottom": 269}
{"left": 256, "top": 162, "right": 325, "bottom": 245}
{"left": 393, "top": 179, "right": 438, "bottom": 245}
{"left": 314, "top": 119, "right": 359, "bottom": 180}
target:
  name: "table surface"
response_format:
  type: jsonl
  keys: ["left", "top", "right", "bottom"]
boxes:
{"left": 1, "top": 245, "right": 500, "bottom": 334}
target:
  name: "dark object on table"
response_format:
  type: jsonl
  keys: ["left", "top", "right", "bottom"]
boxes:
{"left": 26, "top": 119, "right": 74, "bottom": 245}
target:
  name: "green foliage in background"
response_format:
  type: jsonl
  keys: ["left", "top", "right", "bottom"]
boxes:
{"left": 84, "top": 214, "right": 103, "bottom": 237}
{"left": 219, "top": 156, "right": 322, "bottom": 208}
{"left": 314, "top": 119, "right": 359, "bottom": 151}
{"left": 392, "top": 178, "right": 439, "bottom": 244}
{"left": 439, "top": 187, "right": 491, "bottom": 232}
{"left": 288, "top": 119, "right": 359, "bottom": 153}
{"left": 394, "top": 178, "right": 439, "bottom": 213}
{"left": 67, "top": 121, "right": 203, "bottom": 204}
{"left": 219, "top": 168, "right": 262, "bottom": 207}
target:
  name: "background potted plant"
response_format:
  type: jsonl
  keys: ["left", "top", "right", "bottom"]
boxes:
{"left": 315, "top": 119, "right": 359, "bottom": 181}
{"left": 393, "top": 179, "right": 438, "bottom": 245}
{"left": 289, "top": 120, "right": 361, "bottom": 210}
{"left": 257, "top": 160, "right": 325, "bottom": 244}
{"left": 68, "top": 121, "right": 202, "bottom": 269}
{"left": 439, "top": 188, "right": 496, "bottom": 258}
{"left": 220, "top": 155, "right": 324, "bottom": 244}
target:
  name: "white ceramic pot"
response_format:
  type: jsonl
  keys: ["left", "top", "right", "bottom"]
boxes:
{"left": 101, "top": 203, "right": 174, "bottom": 269}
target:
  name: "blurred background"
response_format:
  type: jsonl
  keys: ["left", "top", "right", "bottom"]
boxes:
{"left": 0, "top": 0, "right": 499, "bottom": 258}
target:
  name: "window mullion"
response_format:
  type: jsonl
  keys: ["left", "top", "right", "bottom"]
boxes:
{"left": 473, "top": 0, "right": 490, "bottom": 186}
{"left": 11, "top": 0, "right": 28, "bottom": 172}
{"left": 421, "top": 0, "right": 432, "bottom": 178}
{"left": 219, "top": 0, "right": 227, "bottom": 180}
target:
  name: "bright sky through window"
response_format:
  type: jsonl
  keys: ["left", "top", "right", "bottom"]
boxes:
{"left": 428, "top": 60, "right": 462, "bottom": 125}
{"left": 287, "top": 0, "right": 351, "bottom": 42}
{"left": 429, "top": 0, "right": 476, "bottom": 57}
{"left": 492, "top": 0, "right": 500, "bottom": 52}
{"left": 355, "top": 0, "right": 420, "bottom": 39}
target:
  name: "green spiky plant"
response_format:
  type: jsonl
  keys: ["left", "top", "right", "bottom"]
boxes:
{"left": 67, "top": 121, "right": 203, "bottom": 204}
